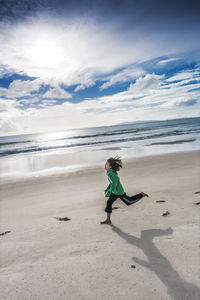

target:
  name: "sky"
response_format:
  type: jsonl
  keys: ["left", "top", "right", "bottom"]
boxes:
{"left": 0, "top": 0, "right": 200, "bottom": 136}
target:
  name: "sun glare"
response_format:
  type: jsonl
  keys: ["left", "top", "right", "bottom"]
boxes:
{"left": 28, "top": 38, "right": 63, "bottom": 68}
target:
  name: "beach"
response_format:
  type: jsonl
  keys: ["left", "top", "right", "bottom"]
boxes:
{"left": 0, "top": 150, "right": 200, "bottom": 300}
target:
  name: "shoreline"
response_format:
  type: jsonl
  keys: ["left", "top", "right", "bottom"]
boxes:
{"left": 0, "top": 148, "right": 199, "bottom": 186}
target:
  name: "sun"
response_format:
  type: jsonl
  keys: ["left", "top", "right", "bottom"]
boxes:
{"left": 28, "top": 37, "right": 63, "bottom": 68}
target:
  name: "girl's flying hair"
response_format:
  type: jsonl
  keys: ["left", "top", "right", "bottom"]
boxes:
{"left": 107, "top": 155, "right": 123, "bottom": 172}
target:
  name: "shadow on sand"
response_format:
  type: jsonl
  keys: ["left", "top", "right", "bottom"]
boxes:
{"left": 110, "top": 224, "right": 200, "bottom": 300}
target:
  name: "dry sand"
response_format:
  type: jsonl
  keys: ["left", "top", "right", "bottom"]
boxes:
{"left": 0, "top": 150, "right": 200, "bottom": 300}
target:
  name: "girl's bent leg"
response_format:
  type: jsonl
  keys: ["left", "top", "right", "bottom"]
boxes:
{"left": 105, "top": 193, "right": 119, "bottom": 213}
{"left": 119, "top": 192, "right": 143, "bottom": 206}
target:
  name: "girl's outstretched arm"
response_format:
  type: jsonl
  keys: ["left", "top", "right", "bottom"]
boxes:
{"left": 105, "top": 183, "right": 111, "bottom": 192}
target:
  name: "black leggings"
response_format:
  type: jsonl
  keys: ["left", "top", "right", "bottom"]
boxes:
{"left": 105, "top": 192, "right": 143, "bottom": 214}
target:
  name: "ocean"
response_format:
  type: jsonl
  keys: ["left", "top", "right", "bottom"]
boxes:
{"left": 0, "top": 117, "right": 200, "bottom": 182}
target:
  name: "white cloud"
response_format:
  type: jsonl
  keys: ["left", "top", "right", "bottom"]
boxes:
{"left": 78, "top": 71, "right": 200, "bottom": 113}
{"left": 0, "top": 87, "right": 7, "bottom": 96}
{"left": 72, "top": 71, "right": 96, "bottom": 92}
{"left": 0, "top": 64, "right": 19, "bottom": 78}
{"left": 158, "top": 57, "right": 180, "bottom": 64}
{"left": 19, "top": 98, "right": 40, "bottom": 104}
{"left": 0, "top": 15, "right": 196, "bottom": 92}
{"left": 0, "top": 78, "right": 72, "bottom": 101}
{"left": 0, "top": 78, "right": 42, "bottom": 98}
{"left": 1, "top": 75, "right": 199, "bottom": 136}
{"left": 42, "top": 86, "right": 72, "bottom": 99}
{"left": 0, "top": 98, "right": 34, "bottom": 133}
{"left": 0, "top": 99, "right": 39, "bottom": 131}
{"left": 38, "top": 100, "right": 58, "bottom": 108}
{"left": 166, "top": 68, "right": 200, "bottom": 82}
{"left": 162, "top": 98, "right": 198, "bottom": 108}
{"left": 128, "top": 73, "right": 165, "bottom": 95}
{"left": 0, "top": 98, "right": 19, "bottom": 112}
{"left": 1, "top": 69, "right": 199, "bottom": 134}
{"left": 100, "top": 67, "right": 146, "bottom": 90}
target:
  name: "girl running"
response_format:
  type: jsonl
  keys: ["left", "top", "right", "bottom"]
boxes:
{"left": 101, "top": 156, "right": 149, "bottom": 224}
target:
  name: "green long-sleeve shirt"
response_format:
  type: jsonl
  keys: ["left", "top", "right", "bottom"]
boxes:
{"left": 105, "top": 168, "right": 125, "bottom": 197}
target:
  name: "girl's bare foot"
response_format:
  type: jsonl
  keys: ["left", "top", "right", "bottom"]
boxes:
{"left": 100, "top": 220, "right": 112, "bottom": 224}
{"left": 141, "top": 192, "right": 149, "bottom": 197}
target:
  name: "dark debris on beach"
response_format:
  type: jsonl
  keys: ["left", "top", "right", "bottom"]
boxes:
{"left": 0, "top": 231, "right": 11, "bottom": 236}
{"left": 131, "top": 265, "right": 136, "bottom": 268}
{"left": 156, "top": 200, "right": 166, "bottom": 203}
{"left": 162, "top": 211, "right": 170, "bottom": 216}
{"left": 54, "top": 217, "right": 71, "bottom": 221}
